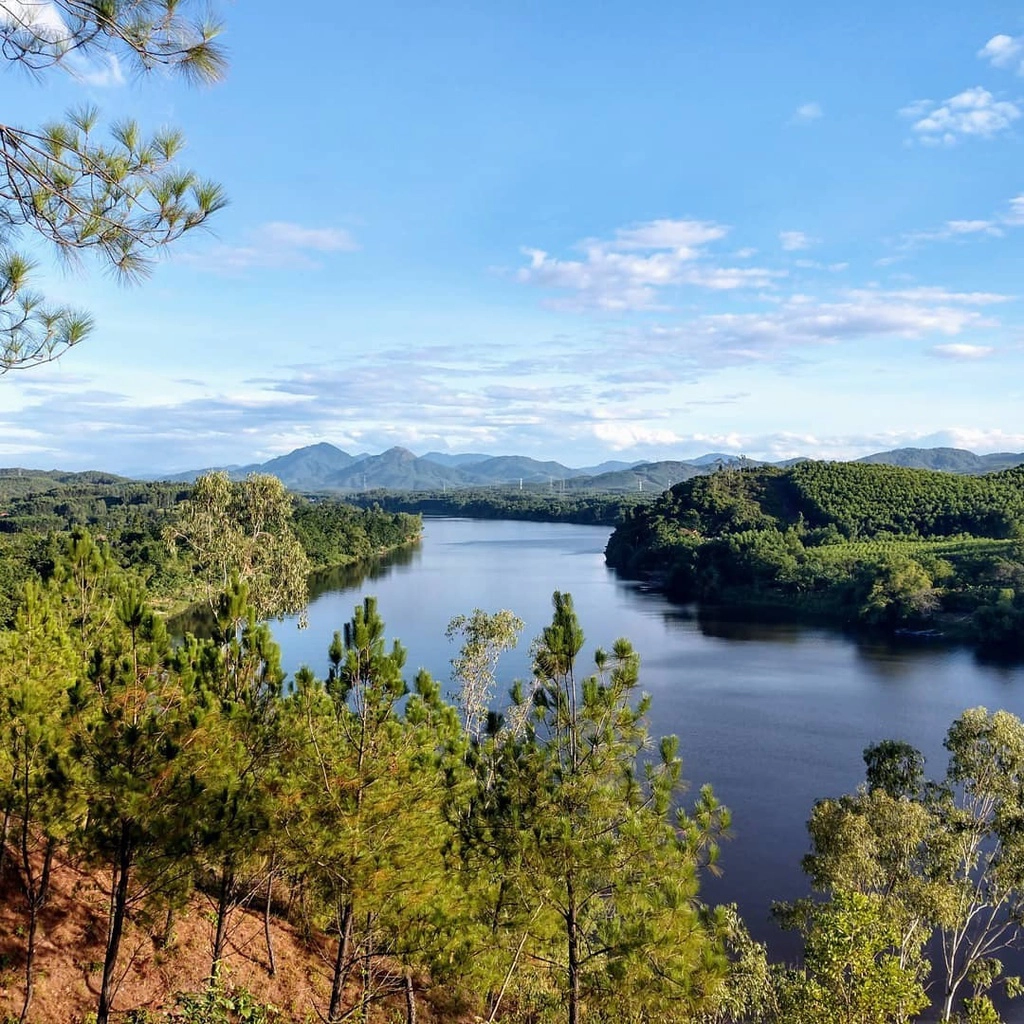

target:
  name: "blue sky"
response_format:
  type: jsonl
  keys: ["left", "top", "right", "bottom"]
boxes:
{"left": 2, "top": 0, "right": 1024, "bottom": 473}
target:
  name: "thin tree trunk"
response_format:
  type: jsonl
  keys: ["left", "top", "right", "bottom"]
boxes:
{"left": 210, "top": 866, "right": 234, "bottom": 981}
{"left": 97, "top": 827, "right": 132, "bottom": 1024}
{"left": 404, "top": 969, "right": 416, "bottom": 1024}
{"left": 264, "top": 860, "right": 277, "bottom": 977}
{"left": 0, "top": 798, "right": 11, "bottom": 879}
{"left": 327, "top": 901, "right": 354, "bottom": 1023}
{"left": 567, "top": 876, "right": 579, "bottom": 1024}
{"left": 38, "top": 835, "right": 54, "bottom": 906}
{"left": 19, "top": 895, "right": 37, "bottom": 1023}
{"left": 161, "top": 906, "right": 176, "bottom": 949}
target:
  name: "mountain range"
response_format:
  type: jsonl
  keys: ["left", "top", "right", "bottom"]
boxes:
{"left": 153, "top": 444, "right": 1024, "bottom": 493}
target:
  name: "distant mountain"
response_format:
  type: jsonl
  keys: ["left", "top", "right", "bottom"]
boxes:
{"left": 463, "top": 455, "right": 580, "bottom": 485}
{"left": 576, "top": 460, "right": 641, "bottom": 476}
{"left": 153, "top": 445, "right": 1024, "bottom": 494}
{"left": 327, "top": 447, "right": 468, "bottom": 490}
{"left": 420, "top": 451, "right": 493, "bottom": 468}
{"left": 160, "top": 463, "right": 261, "bottom": 483}
{"left": 856, "top": 447, "right": 1024, "bottom": 475}
{"left": 568, "top": 461, "right": 707, "bottom": 493}
{"left": 260, "top": 443, "right": 361, "bottom": 489}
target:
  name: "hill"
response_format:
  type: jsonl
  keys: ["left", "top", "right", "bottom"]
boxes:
{"left": 856, "top": 446, "right": 1024, "bottom": 474}
{"left": 605, "top": 461, "right": 1024, "bottom": 652}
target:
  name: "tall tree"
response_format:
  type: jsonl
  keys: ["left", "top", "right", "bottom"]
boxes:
{"left": 455, "top": 592, "right": 733, "bottom": 1024}
{"left": 181, "top": 581, "right": 287, "bottom": 981}
{"left": 0, "top": 581, "right": 84, "bottom": 1021}
{"left": 283, "top": 598, "right": 422, "bottom": 1022}
{"left": 166, "top": 472, "right": 311, "bottom": 619}
{"left": 796, "top": 710, "right": 1024, "bottom": 1022}
{"left": 72, "top": 585, "right": 205, "bottom": 1024}
{"left": 1, "top": 0, "right": 226, "bottom": 370}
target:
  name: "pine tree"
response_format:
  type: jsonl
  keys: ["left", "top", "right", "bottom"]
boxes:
{"left": 455, "top": 592, "right": 733, "bottom": 1023}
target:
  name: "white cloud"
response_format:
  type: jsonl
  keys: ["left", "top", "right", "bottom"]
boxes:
{"left": 791, "top": 102, "right": 823, "bottom": 124}
{"left": 931, "top": 343, "right": 996, "bottom": 359}
{"left": 182, "top": 221, "right": 359, "bottom": 273}
{"left": 780, "top": 230, "right": 814, "bottom": 251}
{"left": 0, "top": 0, "right": 65, "bottom": 40}
{"left": 517, "top": 218, "right": 783, "bottom": 311}
{"left": 946, "top": 219, "right": 1002, "bottom": 235}
{"left": 592, "top": 422, "right": 686, "bottom": 450}
{"left": 612, "top": 219, "right": 728, "bottom": 252}
{"left": 903, "top": 87, "right": 1021, "bottom": 144}
{"left": 978, "top": 33, "right": 1024, "bottom": 74}
{"left": 1005, "top": 194, "right": 1024, "bottom": 224}
{"left": 256, "top": 222, "right": 359, "bottom": 252}
{"left": 70, "top": 52, "right": 125, "bottom": 87}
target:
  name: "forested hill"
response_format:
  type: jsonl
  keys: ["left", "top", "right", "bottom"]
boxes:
{"left": 605, "top": 462, "right": 1024, "bottom": 652}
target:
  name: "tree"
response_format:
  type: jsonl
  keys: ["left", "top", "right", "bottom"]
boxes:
{"left": 180, "top": 581, "right": 287, "bottom": 982}
{"left": 72, "top": 585, "right": 206, "bottom": 1024}
{"left": 446, "top": 608, "right": 523, "bottom": 742}
{"left": 0, "top": 581, "right": 84, "bottom": 1022}
{"left": 795, "top": 710, "right": 1024, "bottom": 1022}
{"left": 455, "top": 592, "right": 733, "bottom": 1024}
{"left": 774, "top": 890, "right": 929, "bottom": 1024}
{"left": 282, "top": 598, "right": 452, "bottom": 1023}
{"left": 1, "top": 0, "right": 226, "bottom": 371}
{"left": 165, "top": 472, "right": 311, "bottom": 619}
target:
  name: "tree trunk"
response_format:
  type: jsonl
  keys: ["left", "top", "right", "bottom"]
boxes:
{"left": 327, "top": 901, "right": 354, "bottom": 1023}
{"left": 210, "top": 866, "right": 234, "bottom": 981}
{"left": 19, "top": 895, "right": 37, "bottom": 1024}
{"left": 0, "top": 798, "right": 11, "bottom": 879}
{"left": 264, "top": 861, "right": 277, "bottom": 977}
{"left": 404, "top": 969, "right": 416, "bottom": 1024}
{"left": 38, "top": 835, "right": 55, "bottom": 906}
{"left": 97, "top": 827, "right": 132, "bottom": 1024}
{"left": 566, "top": 877, "right": 580, "bottom": 1024}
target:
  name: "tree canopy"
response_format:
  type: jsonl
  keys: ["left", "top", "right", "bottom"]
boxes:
{"left": 0, "top": 0, "right": 227, "bottom": 371}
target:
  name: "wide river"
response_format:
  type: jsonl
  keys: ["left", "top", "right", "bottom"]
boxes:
{"left": 272, "top": 517, "right": 1024, "bottom": 956}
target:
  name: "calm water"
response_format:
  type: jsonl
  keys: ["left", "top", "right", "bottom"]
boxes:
{"left": 271, "top": 517, "right": 1024, "bottom": 955}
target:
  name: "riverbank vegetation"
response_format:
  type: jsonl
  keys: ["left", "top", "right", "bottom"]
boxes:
{"left": 605, "top": 462, "right": 1024, "bottom": 654}
{"left": 346, "top": 488, "right": 651, "bottom": 526}
{"left": 1, "top": 537, "right": 1022, "bottom": 1022}
{"left": 0, "top": 472, "right": 422, "bottom": 621}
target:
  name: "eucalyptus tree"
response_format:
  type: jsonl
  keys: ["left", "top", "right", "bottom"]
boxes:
{"left": 446, "top": 607, "right": 523, "bottom": 741}
{"left": 1, "top": 0, "right": 226, "bottom": 371}
{"left": 456, "top": 591, "right": 734, "bottom": 1024}
{"left": 796, "top": 710, "right": 1024, "bottom": 1022}
{"left": 166, "top": 472, "right": 311, "bottom": 619}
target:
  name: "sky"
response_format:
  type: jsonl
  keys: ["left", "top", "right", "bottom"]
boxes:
{"left": 2, "top": 0, "right": 1024, "bottom": 474}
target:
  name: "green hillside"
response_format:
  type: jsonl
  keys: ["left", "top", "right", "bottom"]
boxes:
{"left": 605, "top": 462, "right": 1024, "bottom": 652}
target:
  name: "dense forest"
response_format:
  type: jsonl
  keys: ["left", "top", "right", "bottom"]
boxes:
{"left": 605, "top": 462, "right": 1024, "bottom": 653}
{"left": 346, "top": 489, "right": 651, "bottom": 526}
{"left": 0, "top": 472, "right": 422, "bottom": 622}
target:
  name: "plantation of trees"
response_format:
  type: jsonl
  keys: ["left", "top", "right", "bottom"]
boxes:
{"left": 605, "top": 462, "right": 1024, "bottom": 652}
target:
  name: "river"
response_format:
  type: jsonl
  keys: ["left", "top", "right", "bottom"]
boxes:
{"left": 272, "top": 517, "right": 1024, "bottom": 957}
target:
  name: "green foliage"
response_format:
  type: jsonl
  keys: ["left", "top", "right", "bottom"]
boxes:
{"left": 167, "top": 985, "right": 282, "bottom": 1024}
{"left": 347, "top": 488, "right": 650, "bottom": 526}
{"left": 606, "top": 463, "right": 1024, "bottom": 649}
{"left": 454, "top": 592, "right": 735, "bottom": 1023}
{"left": 1, "top": 0, "right": 226, "bottom": 370}
{"left": 790, "top": 708, "right": 1024, "bottom": 1023}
